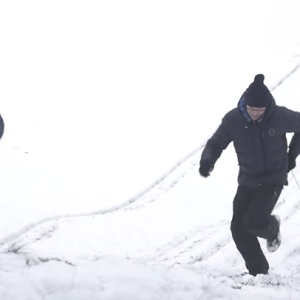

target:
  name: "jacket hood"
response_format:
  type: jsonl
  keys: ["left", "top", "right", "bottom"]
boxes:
{"left": 237, "top": 92, "right": 276, "bottom": 122}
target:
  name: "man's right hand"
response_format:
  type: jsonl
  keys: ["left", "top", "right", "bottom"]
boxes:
{"left": 199, "top": 161, "right": 214, "bottom": 178}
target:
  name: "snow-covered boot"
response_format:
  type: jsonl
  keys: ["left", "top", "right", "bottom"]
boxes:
{"left": 266, "top": 215, "right": 281, "bottom": 252}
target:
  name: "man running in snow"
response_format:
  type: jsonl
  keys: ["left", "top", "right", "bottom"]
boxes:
{"left": 199, "top": 74, "right": 300, "bottom": 277}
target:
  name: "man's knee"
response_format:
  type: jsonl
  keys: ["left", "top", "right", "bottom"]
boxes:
{"left": 230, "top": 218, "right": 243, "bottom": 235}
{"left": 242, "top": 213, "right": 265, "bottom": 233}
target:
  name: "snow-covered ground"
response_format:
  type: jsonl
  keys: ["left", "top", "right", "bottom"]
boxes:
{"left": 0, "top": 0, "right": 300, "bottom": 299}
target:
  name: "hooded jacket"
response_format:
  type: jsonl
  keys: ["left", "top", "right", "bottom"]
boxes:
{"left": 200, "top": 94, "right": 300, "bottom": 188}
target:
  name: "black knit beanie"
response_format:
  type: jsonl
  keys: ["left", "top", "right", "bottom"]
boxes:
{"left": 244, "top": 74, "right": 271, "bottom": 107}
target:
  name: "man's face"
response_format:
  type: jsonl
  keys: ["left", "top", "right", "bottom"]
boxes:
{"left": 246, "top": 105, "right": 266, "bottom": 121}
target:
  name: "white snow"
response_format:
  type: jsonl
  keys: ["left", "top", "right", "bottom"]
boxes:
{"left": 0, "top": 0, "right": 300, "bottom": 299}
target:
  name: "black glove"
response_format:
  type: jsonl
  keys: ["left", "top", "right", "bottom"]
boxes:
{"left": 288, "top": 153, "right": 297, "bottom": 172}
{"left": 199, "top": 161, "right": 214, "bottom": 178}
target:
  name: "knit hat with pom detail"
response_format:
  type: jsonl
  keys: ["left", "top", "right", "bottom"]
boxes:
{"left": 244, "top": 74, "right": 271, "bottom": 108}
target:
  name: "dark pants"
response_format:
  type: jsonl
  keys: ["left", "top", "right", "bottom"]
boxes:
{"left": 230, "top": 184, "right": 283, "bottom": 276}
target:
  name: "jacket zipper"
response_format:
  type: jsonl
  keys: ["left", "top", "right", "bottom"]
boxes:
{"left": 254, "top": 121, "right": 266, "bottom": 171}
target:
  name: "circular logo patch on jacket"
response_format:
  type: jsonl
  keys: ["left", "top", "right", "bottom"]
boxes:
{"left": 269, "top": 128, "right": 276, "bottom": 136}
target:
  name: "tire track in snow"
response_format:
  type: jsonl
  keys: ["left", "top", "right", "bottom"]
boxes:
{"left": 122, "top": 150, "right": 202, "bottom": 211}
{"left": 269, "top": 63, "right": 300, "bottom": 91}
{"left": 149, "top": 220, "right": 232, "bottom": 267}
{"left": 0, "top": 144, "right": 205, "bottom": 248}
{"left": 0, "top": 61, "right": 299, "bottom": 250}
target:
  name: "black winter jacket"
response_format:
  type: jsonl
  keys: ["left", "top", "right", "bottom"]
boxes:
{"left": 200, "top": 95, "right": 300, "bottom": 188}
